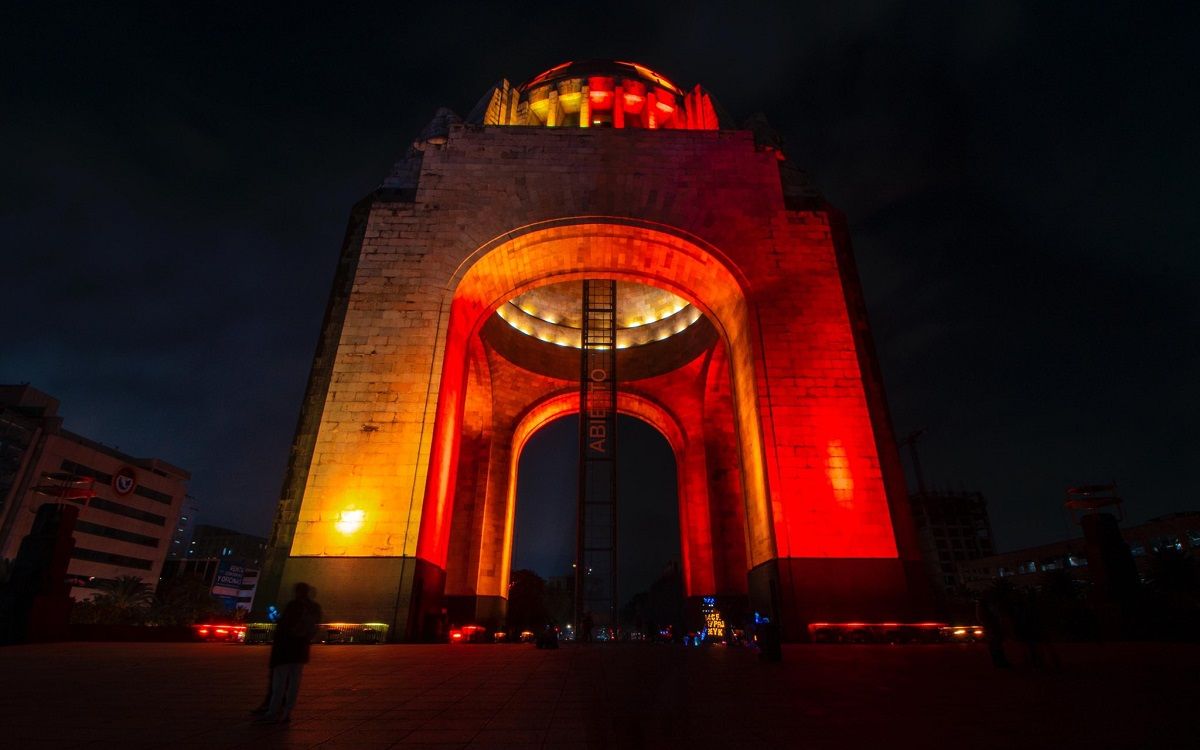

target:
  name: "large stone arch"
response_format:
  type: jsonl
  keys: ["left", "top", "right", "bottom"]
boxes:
{"left": 266, "top": 113, "right": 933, "bottom": 641}
{"left": 414, "top": 219, "right": 776, "bottom": 594}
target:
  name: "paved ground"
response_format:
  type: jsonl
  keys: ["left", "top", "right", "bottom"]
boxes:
{"left": 0, "top": 641, "right": 1196, "bottom": 749}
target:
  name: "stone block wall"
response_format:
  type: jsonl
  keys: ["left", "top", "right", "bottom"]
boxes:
{"left": 265, "top": 123, "right": 925, "bottom": 636}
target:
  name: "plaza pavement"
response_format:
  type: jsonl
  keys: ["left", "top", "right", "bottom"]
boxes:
{"left": 0, "top": 641, "right": 1195, "bottom": 749}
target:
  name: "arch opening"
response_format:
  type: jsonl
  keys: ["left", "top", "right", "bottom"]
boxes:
{"left": 415, "top": 220, "right": 776, "bottom": 589}
{"left": 420, "top": 220, "right": 764, "bottom": 636}
{"left": 494, "top": 413, "right": 683, "bottom": 636}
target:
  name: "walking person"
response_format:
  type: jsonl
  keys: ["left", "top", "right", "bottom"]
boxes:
{"left": 977, "top": 587, "right": 1012, "bottom": 669}
{"left": 1014, "top": 588, "right": 1060, "bottom": 669}
{"left": 257, "top": 582, "right": 322, "bottom": 724}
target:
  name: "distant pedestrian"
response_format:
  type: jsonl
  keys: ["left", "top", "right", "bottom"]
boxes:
{"left": 1014, "top": 589, "right": 1060, "bottom": 669}
{"left": 977, "top": 589, "right": 1012, "bottom": 668}
{"left": 257, "top": 582, "right": 322, "bottom": 723}
{"left": 757, "top": 618, "right": 782, "bottom": 662}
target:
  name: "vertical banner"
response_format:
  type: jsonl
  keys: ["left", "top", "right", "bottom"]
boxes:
{"left": 576, "top": 280, "right": 618, "bottom": 635}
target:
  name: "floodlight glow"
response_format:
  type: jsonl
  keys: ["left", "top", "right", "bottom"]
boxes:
{"left": 335, "top": 509, "right": 365, "bottom": 534}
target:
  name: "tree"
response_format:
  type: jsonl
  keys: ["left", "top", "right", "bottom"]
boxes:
{"left": 72, "top": 575, "right": 153, "bottom": 625}
{"left": 150, "top": 575, "right": 223, "bottom": 626}
{"left": 102, "top": 575, "right": 154, "bottom": 610}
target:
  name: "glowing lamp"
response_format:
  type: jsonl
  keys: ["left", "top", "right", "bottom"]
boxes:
{"left": 654, "top": 88, "right": 677, "bottom": 120}
{"left": 558, "top": 91, "right": 582, "bottom": 112}
{"left": 621, "top": 80, "right": 646, "bottom": 114}
{"left": 336, "top": 508, "right": 365, "bottom": 534}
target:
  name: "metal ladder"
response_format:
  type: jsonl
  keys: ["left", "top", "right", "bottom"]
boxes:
{"left": 575, "top": 280, "right": 618, "bottom": 637}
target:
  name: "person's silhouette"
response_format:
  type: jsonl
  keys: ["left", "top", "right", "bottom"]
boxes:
{"left": 256, "top": 582, "right": 322, "bottom": 723}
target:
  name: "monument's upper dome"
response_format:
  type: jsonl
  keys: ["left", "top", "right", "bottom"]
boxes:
{"left": 519, "top": 60, "right": 685, "bottom": 97}
{"left": 468, "top": 59, "right": 722, "bottom": 130}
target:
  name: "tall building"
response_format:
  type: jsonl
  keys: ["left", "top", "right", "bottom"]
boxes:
{"left": 189, "top": 523, "right": 266, "bottom": 567}
{"left": 167, "top": 497, "right": 199, "bottom": 559}
{"left": 909, "top": 489, "right": 996, "bottom": 592}
{"left": 160, "top": 524, "right": 266, "bottom": 611}
{"left": 0, "top": 385, "right": 189, "bottom": 599}
{"left": 261, "top": 60, "right": 931, "bottom": 640}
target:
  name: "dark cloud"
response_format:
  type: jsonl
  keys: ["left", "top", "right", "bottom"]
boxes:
{"left": 2, "top": 1, "right": 1196, "bottom": 563}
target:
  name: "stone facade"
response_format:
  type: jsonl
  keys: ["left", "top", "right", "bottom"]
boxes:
{"left": 261, "top": 66, "right": 930, "bottom": 640}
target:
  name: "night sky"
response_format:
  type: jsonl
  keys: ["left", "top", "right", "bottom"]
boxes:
{"left": 3, "top": 2, "right": 1197, "bottom": 587}
{"left": 513, "top": 416, "right": 679, "bottom": 599}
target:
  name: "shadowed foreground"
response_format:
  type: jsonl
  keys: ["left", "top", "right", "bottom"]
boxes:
{"left": 0, "top": 642, "right": 1194, "bottom": 749}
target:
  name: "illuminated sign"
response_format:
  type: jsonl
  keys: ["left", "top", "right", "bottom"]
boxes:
{"left": 212, "top": 561, "right": 245, "bottom": 599}
{"left": 701, "top": 596, "right": 726, "bottom": 640}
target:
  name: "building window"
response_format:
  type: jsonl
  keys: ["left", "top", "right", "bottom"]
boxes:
{"left": 75, "top": 520, "right": 159, "bottom": 548}
{"left": 70, "top": 496, "right": 166, "bottom": 526}
{"left": 133, "top": 484, "right": 173, "bottom": 505}
{"left": 71, "top": 547, "right": 153, "bottom": 570}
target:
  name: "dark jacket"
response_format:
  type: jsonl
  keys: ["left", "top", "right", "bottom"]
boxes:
{"left": 270, "top": 598, "right": 322, "bottom": 666}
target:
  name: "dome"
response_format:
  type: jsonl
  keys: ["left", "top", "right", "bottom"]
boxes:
{"left": 469, "top": 59, "right": 722, "bottom": 130}
{"left": 519, "top": 60, "right": 685, "bottom": 97}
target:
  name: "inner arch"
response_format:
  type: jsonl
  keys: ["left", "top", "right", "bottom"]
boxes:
{"left": 416, "top": 219, "right": 774, "bottom": 576}
{"left": 509, "top": 413, "right": 681, "bottom": 629}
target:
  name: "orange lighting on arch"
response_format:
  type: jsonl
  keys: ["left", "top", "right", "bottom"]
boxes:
{"left": 406, "top": 216, "right": 901, "bottom": 579}
{"left": 413, "top": 220, "right": 774, "bottom": 574}
{"left": 825, "top": 440, "right": 854, "bottom": 506}
{"left": 293, "top": 217, "right": 904, "bottom": 566}
{"left": 335, "top": 508, "right": 365, "bottom": 534}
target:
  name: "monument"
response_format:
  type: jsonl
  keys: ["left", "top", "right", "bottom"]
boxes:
{"left": 260, "top": 60, "right": 930, "bottom": 640}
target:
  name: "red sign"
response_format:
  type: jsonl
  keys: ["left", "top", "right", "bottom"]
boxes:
{"left": 112, "top": 466, "right": 137, "bottom": 496}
